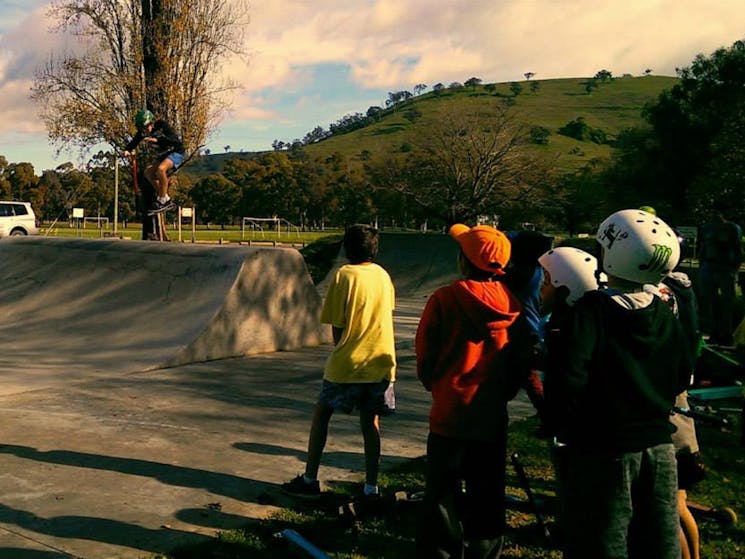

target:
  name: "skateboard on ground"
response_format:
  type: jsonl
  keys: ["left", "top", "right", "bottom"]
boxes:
{"left": 337, "top": 490, "right": 411, "bottom": 524}
{"left": 687, "top": 500, "right": 738, "bottom": 528}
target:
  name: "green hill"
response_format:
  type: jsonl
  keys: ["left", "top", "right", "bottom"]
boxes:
{"left": 184, "top": 75, "right": 677, "bottom": 178}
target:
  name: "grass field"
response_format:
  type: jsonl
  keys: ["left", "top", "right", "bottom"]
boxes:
{"left": 37, "top": 222, "right": 342, "bottom": 246}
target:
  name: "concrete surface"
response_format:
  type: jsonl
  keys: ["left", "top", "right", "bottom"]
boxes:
{"left": 0, "top": 234, "right": 535, "bottom": 558}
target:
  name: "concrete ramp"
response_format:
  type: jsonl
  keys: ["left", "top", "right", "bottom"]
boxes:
{"left": 319, "top": 232, "right": 460, "bottom": 297}
{"left": 0, "top": 238, "right": 328, "bottom": 391}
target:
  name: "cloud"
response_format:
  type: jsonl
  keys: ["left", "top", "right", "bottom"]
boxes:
{"left": 229, "top": 0, "right": 745, "bottom": 93}
{"left": 2, "top": 0, "right": 745, "bottom": 166}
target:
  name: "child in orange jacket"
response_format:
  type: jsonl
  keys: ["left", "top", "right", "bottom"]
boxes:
{"left": 415, "top": 224, "right": 533, "bottom": 559}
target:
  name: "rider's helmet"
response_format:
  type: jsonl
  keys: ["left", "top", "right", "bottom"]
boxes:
{"left": 538, "top": 247, "right": 600, "bottom": 306}
{"left": 596, "top": 209, "right": 680, "bottom": 284}
{"left": 135, "top": 109, "right": 155, "bottom": 130}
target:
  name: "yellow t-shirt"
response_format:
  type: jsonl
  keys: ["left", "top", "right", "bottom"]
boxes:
{"left": 321, "top": 263, "right": 396, "bottom": 383}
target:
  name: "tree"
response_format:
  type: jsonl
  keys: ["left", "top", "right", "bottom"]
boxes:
{"left": 32, "top": 0, "right": 247, "bottom": 161}
{"left": 594, "top": 69, "right": 613, "bottom": 82}
{"left": 524, "top": 72, "right": 535, "bottom": 80}
{"left": 413, "top": 83, "right": 428, "bottom": 95}
{"left": 558, "top": 117, "right": 607, "bottom": 144}
{"left": 530, "top": 81, "right": 541, "bottom": 94}
{"left": 224, "top": 145, "right": 231, "bottom": 153}
{"left": 7, "top": 163, "right": 38, "bottom": 201}
{"left": 403, "top": 108, "right": 422, "bottom": 124}
{"left": 509, "top": 82, "right": 523, "bottom": 97}
{"left": 432, "top": 83, "right": 445, "bottom": 95}
{"left": 366, "top": 105, "right": 552, "bottom": 224}
{"left": 484, "top": 83, "right": 497, "bottom": 94}
{"left": 464, "top": 77, "right": 482, "bottom": 91}
{"left": 603, "top": 39, "right": 745, "bottom": 222}
{"left": 584, "top": 78, "right": 598, "bottom": 94}
{"left": 366, "top": 105, "right": 383, "bottom": 120}
{"left": 0, "top": 157, "right": 13, "bottom": 199}
{"left": 644, "top": 68, "right": 653, "bottom": 76}
{"left": 529, "top": 126, "right": 550, "bottom": 145}
{"left": 190, "top": 174, "right": 240, "bottom": 227}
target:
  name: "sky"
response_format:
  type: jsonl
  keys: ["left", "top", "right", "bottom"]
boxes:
{"left": 2, "top": 0, "right": 745, "bottom": 173}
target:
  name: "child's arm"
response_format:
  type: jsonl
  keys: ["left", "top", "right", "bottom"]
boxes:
{"left": 555, "top": 297, "right": 599, "bottom": 433}
{"left": 415, "top": 294, "right": 441, "bottom": 391}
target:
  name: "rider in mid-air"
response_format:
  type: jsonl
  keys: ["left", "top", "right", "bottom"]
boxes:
{"left": 123, "top": 109, "right": 184, "bottom": 214}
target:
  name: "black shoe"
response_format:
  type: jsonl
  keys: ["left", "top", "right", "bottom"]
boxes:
{"left": 147, "top": 199, "right": 175, "bottom": 215}
{"left": 282, "top": 475, "right": 321, "bottom": 498}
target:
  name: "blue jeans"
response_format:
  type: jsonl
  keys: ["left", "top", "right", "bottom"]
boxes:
{"left": 563, "top": 443, "right": 679, "bottom": 559}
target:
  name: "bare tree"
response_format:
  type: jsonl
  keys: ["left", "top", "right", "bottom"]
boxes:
{"left": 367, "top": 105, "right": 553, "bottom": 223}
{"left": 32, "top": 0, "right": 248, "bottom": 159}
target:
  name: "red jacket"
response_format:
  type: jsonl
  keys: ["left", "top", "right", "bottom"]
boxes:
{"left": 416, "top": 279, "right": 531, "bottom": 441}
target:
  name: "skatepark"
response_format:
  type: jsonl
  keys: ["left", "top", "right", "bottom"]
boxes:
{"left": 0, "top": 234, "right": 537, "bottom": 558}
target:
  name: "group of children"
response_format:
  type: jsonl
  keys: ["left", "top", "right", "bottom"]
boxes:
{"left": 282, "top": 209, "right": 701, "bottom": 559}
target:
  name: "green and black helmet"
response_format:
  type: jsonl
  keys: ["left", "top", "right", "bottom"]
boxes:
{"left": 135, "top": 109, "right": 155, "bottom": 130}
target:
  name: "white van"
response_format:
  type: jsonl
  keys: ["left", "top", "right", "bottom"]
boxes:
{"left": 0, "top": 201, "right": 39, "bottom": 237}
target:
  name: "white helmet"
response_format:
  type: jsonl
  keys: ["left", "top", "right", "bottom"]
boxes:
{"left": 538, "top": 247, "right": 601, "bottom": 306}
{"left": 596, "top": 209, "right": 680, "bottom": 284}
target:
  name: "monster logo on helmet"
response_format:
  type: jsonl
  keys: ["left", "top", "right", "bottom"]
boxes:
{"left": 135, "top": 109, "right": 155, "bottom": 130}
{"left": 596, "top": 209, "right": 680, "bottom": 284}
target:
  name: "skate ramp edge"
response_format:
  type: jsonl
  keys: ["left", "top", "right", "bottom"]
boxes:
{"left": 318, "top": 232, "right": 460, "bottom": 297}
{"left": 0, "top": 237, "right": 330, "bottom": 376}
{"left": 164, "top": 247, "right": 331, "bottom": 367}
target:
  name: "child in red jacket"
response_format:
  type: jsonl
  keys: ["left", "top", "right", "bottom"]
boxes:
{"left": 415, "top": 224, "right": 532, "bottom": 559}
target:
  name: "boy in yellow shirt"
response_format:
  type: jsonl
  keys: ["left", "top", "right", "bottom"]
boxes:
{"left": 283, "top": 224, "right": 396, "bottom": 498}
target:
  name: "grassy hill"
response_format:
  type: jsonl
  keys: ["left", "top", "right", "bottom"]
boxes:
{"left": 184, "top": 75, "right": 677, "bottom": 178}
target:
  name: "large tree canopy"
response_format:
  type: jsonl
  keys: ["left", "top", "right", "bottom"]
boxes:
{"left": 366, "top": 105, "right": 554, "bottom": 225}
{"left": 32, "top": 0, "right": 247, "bottom": 159}
{"left": 604, "top": 38, "right": 745, "bottom": 223}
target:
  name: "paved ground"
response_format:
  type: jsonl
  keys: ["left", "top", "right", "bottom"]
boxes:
{"left": 0, "top": 236, "right": 535, "bottom": 558}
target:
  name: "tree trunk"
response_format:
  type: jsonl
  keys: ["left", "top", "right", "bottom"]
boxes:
{"left": 141, "top": 0, "right": 166, "bottom": 114}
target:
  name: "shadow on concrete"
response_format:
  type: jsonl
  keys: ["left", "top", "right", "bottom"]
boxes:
{"left": 174, "top": 507, "right": 252, "bottom": 530}
{"left": 0, "top": 549, "right": 75, "bottom": 559}
{"left": 232, "top": 441, "right": 365, "bottom": 470}
{"left": 0, "top": 502, "right": 209, "bottom": 554}
{"left": 0, "top": 445, "right": 274, "bottom": 504}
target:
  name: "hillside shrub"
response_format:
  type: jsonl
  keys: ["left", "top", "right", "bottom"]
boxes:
{"left": 559, "top": 117, "right": 607, "bottom": 144}
{"left": 530, "top": 126, "right": 551, "bottom": 145}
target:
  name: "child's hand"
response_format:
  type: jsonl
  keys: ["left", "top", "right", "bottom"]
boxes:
{"left": 144, "top": 137, "right": 158, "bottom": 144}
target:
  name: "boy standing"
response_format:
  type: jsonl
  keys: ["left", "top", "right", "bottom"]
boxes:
{"left": 415, "top": 224, "right": 532, "bottom": 559}
{"left": 548, "top": 209, "right": 693, "bottom": 559}
{"left": 283, "top": 224, "right": 396, "bottom": 499}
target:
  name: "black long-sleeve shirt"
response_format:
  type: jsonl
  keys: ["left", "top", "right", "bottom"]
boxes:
{"left": 547, "top": 290, "right": 692, "bottom": 452}
{"left": 125, "top": 119, "right": 184, "bottom": 159}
